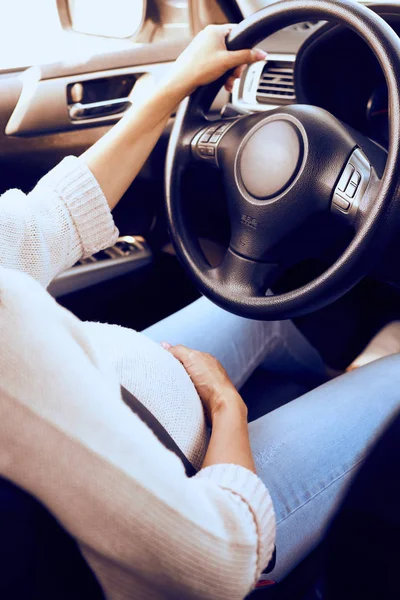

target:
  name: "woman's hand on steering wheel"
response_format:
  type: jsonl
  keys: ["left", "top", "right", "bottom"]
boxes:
{"left": 165, "top": 24, "right": 267, "bottom": 96}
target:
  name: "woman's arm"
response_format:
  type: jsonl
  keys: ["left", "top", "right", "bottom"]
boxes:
{"left": 0, "top": 25, "right": 265, "bottom": 286}
{"left": 164, "top": 343, "right": 256, "bottom": 472}
{"left": 203, "top": 402, "right": 256, "bottom": 472}
{"left": 82, "top": 24, "right": 266, "bottom": 209}
{"left": 1, "top": 267, "right": 275, "bottom": 599}
{"left": 0, "top": 158, "right": 118, "bottom": 287}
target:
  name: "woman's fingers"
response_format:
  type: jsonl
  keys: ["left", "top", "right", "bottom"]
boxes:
{"left": 224, "top": 52, "right": 266, "bottom": 92}
{"left": 161, "top": 342, "right": 193, "bottom": 367}
{"left": 224, "top": 64, "right": 247, "bottom": 92}
{"left": 224, "top": 76, "right": 236, "bottom": 92}
{"left": 166, "top": 344, "right": 196, "bottom": 368}
{"left": 169, "top": 24, "right": 268, "bottom": 94}
{"left": 227, "top": 47, "right": 267, "bottom": 70}
{"left": 232, "top": 64, "right": 247, "bottom": 79}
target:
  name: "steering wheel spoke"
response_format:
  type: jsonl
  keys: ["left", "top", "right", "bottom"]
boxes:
{"left": 212, "top": 248, "right": 279, "bottom": 297}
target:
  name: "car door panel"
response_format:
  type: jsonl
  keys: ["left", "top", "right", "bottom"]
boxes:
{"left": 5, "top": 62, "right": 173, "bottom": 137}
{"left": 0, "top": 2, "right": 228, "bottom": 302}
{"left": 35, "top": 39, "right": 189, "bottom": 80}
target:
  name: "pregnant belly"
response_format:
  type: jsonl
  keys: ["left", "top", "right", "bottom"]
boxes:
{"left": 83, "top": 321, "right": 209, "bottom": 469}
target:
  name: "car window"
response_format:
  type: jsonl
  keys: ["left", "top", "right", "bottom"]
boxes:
{"left": 0, "top": 0, "right": 191, "bottom": 71}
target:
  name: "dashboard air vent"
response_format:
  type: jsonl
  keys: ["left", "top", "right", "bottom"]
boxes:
{"left": 256, "top": 60, "right": 295, "bottom": 105}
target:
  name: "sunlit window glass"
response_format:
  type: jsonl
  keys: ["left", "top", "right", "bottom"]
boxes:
{"left": 69, "top": 0, "right": 144, "bottom": 39}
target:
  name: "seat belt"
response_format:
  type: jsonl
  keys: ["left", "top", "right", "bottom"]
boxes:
{"left": 121, "top": 386, "right": 277, "bottom": 574}
{"left": 120, "top": 385, "right": 197, "bottom": 477}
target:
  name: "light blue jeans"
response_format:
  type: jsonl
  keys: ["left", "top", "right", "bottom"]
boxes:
{"left": 144, "top": 296, "right": 400, "bottom": 580}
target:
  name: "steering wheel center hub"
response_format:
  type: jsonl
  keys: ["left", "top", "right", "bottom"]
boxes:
{"left": 238, "top": 119, "right": 302, "bottom": 199}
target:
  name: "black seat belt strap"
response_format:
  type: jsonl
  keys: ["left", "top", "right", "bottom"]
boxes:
{"left": 120, "top": 385, "right": 197, "bottom": 477}
{"left": 121, "top": 386, "right": 277, "bottom": 574}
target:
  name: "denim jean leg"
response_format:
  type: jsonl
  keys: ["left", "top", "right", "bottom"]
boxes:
{"left": 143, "top": 296, "right": 325, "bottom": 389}
{"left": 249, "top": 354, "right": 400, "bottom": 580}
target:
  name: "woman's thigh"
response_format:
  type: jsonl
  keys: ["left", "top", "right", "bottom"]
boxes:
{"left": 143, "top": 296, "right": 326, "bottom": 390}
{"left": 249, "top": 354, "right": 400, "bottom": 581}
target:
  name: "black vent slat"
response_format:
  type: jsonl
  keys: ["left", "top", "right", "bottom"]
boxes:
{"left": 259, "top": 83, "right": 294, "bottom": 89}
{"left": 261, "top": 73, "right": 294, "bottom": 79}
{"left": 262, "top": 73, "right": 294, "bottom": 78}
{"left": 261, "top": 69, "right": 293, "bottom": 75}
{"left": 261, "top": 79, "right": 294, "bottom": 84}
{"left": 256, "top": 60, "right": 295, "bottom": 105}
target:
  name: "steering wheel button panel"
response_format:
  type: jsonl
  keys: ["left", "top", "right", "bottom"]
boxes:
{"left": 199, "top": 146, "right": 215, "bottom": 157}
{"left": 337, "top": 164, "right": 355, "bottom": 191}
{"left": 332, "top": 149, "right": 371, "bottom": 218}
{"left": 192, "top": 120, "right": 237, "bottom": 166}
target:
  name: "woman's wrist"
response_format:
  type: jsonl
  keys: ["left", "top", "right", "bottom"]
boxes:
{"left": 158, "top": 72, "right": 196, "bottom": 103}
{"left": 203, "top": 390, "right": 255, "bottom": 473}
{"left": 210, "top": 389, "right": 248, "bottom": 423}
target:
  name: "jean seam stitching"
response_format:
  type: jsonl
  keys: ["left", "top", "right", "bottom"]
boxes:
{"left": 276, "top": 457, "right": 365, "bottom": 525}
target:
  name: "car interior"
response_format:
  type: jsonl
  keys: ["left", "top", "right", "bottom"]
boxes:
{"left": 1, "top": 0, "right": 400, "bottom": 597}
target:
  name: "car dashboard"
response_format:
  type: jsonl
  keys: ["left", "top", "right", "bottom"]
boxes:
{"left": 232, "top": 3, "right": 400, "bottom": 152}
{"left": 2, "top": 1, "right": 400, "bottom": 303}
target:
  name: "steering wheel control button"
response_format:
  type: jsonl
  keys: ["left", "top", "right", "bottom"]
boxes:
{"left": 346, "top": 182, "right": 357, "bottom": 198}
{"left": 192, "top": 121, "right": 236, "bottom": 166}
{"left": 200, "top": 132, "right": 212, "bottom": 143}
{"left": 210, "top": 133, "right": 222, "bottom": 143}
{"left": 350, "top": 170, "right": 361, "bottom": 187}
{"left": 215, "top": 123, "right": 231, "bottom": 133}
{"left": 334, "top": 196, "right": 351, "bottom": 211}
{"left": 332, "top": 149, "right": 371, "bottom": 219}
{"left": 239, "top": 120, "right": 302, "bottom": 199}
{"left": 337, "top": 164, "right": 355, "bottom": 191}
{"left": 199, "top": 146, "right": 215, "bottom": 157}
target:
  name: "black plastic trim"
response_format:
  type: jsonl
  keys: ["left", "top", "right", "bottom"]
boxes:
{"left": 217, "top": 0, "right": 244, "bottom": 22}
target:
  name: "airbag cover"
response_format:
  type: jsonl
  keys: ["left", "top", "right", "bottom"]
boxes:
{"left": 238, "top": 120, "right": 301, "bottom": 199}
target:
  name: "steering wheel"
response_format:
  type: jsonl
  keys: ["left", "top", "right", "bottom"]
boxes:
{"left": 165, "top": 0, "right": 400, "bottom": 320}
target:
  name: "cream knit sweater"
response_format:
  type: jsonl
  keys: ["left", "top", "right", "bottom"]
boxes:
{"left": 0, "top": 157, "right": 275, "bottom": 599}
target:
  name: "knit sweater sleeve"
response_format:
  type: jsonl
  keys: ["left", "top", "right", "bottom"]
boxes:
{"left": 0, "top": 267, "right": 276, "bottom": 600}
{"left": 0, "top": 156, "right": 118, "bottom": 287}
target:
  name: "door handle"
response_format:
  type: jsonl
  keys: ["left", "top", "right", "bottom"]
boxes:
{"left": 69, "top": 97, "right": 131, "bottom": 121}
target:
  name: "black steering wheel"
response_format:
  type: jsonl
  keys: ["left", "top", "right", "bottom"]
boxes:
{"left": 165, "top": 0, "right": 400, "bottom": 320}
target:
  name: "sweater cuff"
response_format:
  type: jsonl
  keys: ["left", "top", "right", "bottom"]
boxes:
{"left": 195, "top": 464, "right": 276, "bottom": 577}
{"left": 39, "top": 156, "right": 119, "bottom": 259}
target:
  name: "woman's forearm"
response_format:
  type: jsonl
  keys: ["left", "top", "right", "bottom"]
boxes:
{"left": 81, "top": 76, "right": 189, "bottom": 210}
{"left": 202, "top": 393, "right": 256, "bottom": 473}
{"left": 81, "top": 25, "right": 266, "bottom": 211}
